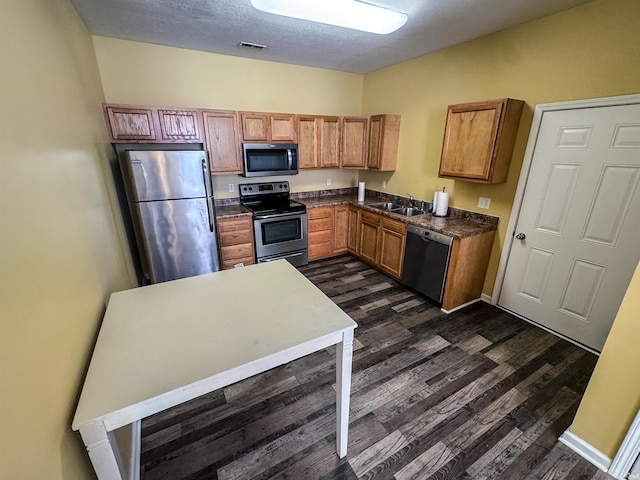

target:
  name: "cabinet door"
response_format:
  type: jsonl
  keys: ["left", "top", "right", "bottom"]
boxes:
{"left": 347, "top": 206, "right": 360, "bottom": 253}
{"left": 367, "top": 114, "right": 400, "bottom": 171}
{"left": 334, "top": 205, "right": 349, "bottom": 254}
{"left": 241, "top": 113, "right": 269, "bottom": 142}
{"left": 157, "top": 109, "right": 201, "bottom": 141}
{"left": 297, "top": 116, "right": 319, "bottom": 169}
{"left": 359, "top": 211, "right": 381, "bottom": 264}
{"left": 105, "top": 105, "right": 157, "bottom": 141}
{"left": 270, "top": 114, "right": 297, "bottom": 142}
{"left": 320, "top": 117, "right": 341, "bottom": 168}
{"left": 202, "top": 110, "right": 242, "bottom": 174}
{"left": 439, "top": 98, "right": 523, "bottom": 183}
{"left": 341, "top": 116, "right": 368, "bottom": 168}
{"left": 378, "top": 217, "right": 406, "bottom": 279}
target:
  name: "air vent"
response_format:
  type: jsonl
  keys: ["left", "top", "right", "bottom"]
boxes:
{"left": 239, "top": 41, "right": 267, "bottom": 50}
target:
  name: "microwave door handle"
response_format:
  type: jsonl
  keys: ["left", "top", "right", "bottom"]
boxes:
{"left": 288, "top": 149, "right": 293, "bottom": 170}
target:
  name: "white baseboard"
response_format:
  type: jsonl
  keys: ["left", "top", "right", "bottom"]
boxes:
{"left": 481, "top": 293, "right": 492, "bottom": 304}
{"left": 441, "top": 297, "right": 481, "bottom": 314}
{"left": 559, "top": 429, "right": 611, "bottom": 473}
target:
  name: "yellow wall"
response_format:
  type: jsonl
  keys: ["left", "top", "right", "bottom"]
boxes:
{"left": 92, "top": 37, "right": 365, "bottom": 198}
{"left": 0, "top": 1, "right": 133, "bottom": 479}
{"left": 570, "top": 261, "right": 640, "bottom": 458}
{"left": 361, "top": 0, "right": 640, "bottom": 295}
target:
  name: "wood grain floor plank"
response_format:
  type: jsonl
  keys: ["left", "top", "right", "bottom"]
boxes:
{"left": 139, "top": 255, "right": 611, "bottom": 480}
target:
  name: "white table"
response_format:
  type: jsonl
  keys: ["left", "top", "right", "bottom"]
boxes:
{"left": 72, "top": 260, "right": 357, "bottom": 480}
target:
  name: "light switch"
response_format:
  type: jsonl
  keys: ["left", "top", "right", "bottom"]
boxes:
{"left": 327, "top": 178, "right": 332, "bottom": 186}
{"left": 382, "top": 180, "right": 387, "bottom": 189}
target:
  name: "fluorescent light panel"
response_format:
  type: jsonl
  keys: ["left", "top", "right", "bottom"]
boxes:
{"left": 250, "top": 0, "right": 407, "bottom": 34}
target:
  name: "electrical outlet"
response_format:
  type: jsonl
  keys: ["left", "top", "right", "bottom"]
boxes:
{"left": 382, "top": 180, "right": 387, "bottom": 189}
{"left": 478, "top": 196, "right": 491, "bottom": 209}
{"left": 228, "top": 183, "right": 235, "bottom": 193}
{"left": 327, "top": 178, "right": 332, "bottom": 186}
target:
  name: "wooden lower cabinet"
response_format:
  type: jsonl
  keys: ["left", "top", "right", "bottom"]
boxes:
{"left": 347, "top": 206, "right": 360, "bottom": 253}
{"left": 307, "top": 205, "right": 349, "bottom": 261}
{"left": 350, "top": 207, "right": 406, "bottom": 281}
{"left": 378, "top": 217, "right": 406, "bottom": 279}
{"left": 216, "top": 216, "right": 255, "bottom": 270}
{"left": 334, "top": 205, "right": 349, "bottom": 253}
{"left": 441, "top": 230, "right": 495, "bottom": 312}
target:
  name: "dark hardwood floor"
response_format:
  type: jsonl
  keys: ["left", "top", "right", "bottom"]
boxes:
{"left": 140, "top": 255, "right": 613, "bottom": 480}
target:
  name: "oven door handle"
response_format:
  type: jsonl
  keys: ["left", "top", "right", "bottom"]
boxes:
{"left": 254, "top": 212, "right": 306, "bottom": 220}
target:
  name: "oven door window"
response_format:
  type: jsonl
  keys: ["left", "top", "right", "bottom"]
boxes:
{"left": 261, "top": 218, "right": 302, "bottom": 245}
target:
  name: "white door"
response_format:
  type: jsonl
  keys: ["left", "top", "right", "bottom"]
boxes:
{"left": 499, "top": 101, "right": 640, "bottom": 351}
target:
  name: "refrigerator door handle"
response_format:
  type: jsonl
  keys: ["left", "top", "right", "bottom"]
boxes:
{"left": 202, "top": 158, "right": 212, "bottom": 198}
{"left": 206, "top": 196, "right": 215, "bottom": 233}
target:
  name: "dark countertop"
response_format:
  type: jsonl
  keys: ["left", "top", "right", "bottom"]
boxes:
{"left": 215, "top": 189, "right": 499, "bottom": 239}
{"left": 214, "top": 204, "right": 251, "bottom": 219}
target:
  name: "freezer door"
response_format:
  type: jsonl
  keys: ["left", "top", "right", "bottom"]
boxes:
{"left": 123, "top": 150, "right": 211, "bottom": 201}
{"left": 136, "top": 197, "right": 220, "bottom": 283}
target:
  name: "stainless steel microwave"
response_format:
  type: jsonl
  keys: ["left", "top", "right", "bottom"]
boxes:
{"left": 241, "top": 143, "right": 298, "bottom": 177}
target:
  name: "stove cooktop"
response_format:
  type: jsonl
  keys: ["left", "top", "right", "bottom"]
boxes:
{"left": 239, "top": 181, "right": 306, "bottom": 217}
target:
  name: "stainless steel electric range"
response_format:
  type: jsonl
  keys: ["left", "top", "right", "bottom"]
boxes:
{"left": 239, "top": 181, "right": 308, "bottom": 267}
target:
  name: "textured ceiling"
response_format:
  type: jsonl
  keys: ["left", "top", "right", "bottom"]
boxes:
{"left": 70, "top": 0, "right": 593, "bottom": 74}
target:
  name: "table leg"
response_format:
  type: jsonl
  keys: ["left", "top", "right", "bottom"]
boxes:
{"left": 79, "top": 421, "right": 126, "bottom": 479}
{"left": 336, "top": 328, "right": 354, "bottom": 458}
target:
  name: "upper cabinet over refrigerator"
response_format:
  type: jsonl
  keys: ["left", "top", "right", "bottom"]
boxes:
{"left": 120, "top": 150, "right": 220, "bottom": 284}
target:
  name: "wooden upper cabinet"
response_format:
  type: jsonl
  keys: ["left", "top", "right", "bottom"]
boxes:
{"left": 270, "top": 114, "right": 297, "bottom": 142}
{"left": 297, "top": 116, "right": 319, "bottom": 169}
{"left": 104, "top": 104, "right": 203, "bottom": 143}
{"left": 367, "top": 114, "right": 400, "bottom": 171}
{"left": 296, "top": 115, "right": 341, "bottom": 169}
{"left": 157, "top": 109, "right": 201, "bottom": 141}
{"left": 104, "top": 105, "right": 157, "bottom": 142}
{"left": 341, "top": 116, "right": 368, "bottom": 168}
{"left": 319, "top": 117, "right": 341, "bottom": 168}
{"left": 202, "top": 109, "right": 242, "bottom": 174}
{"left": 439, "top": 98, "right": 524, "bottom": 184}
{"left": 241, "top": 112, "right": 296, "bottom": 142}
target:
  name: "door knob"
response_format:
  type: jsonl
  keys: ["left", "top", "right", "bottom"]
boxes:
{"left": 515, "top": 233, "right": 526, "bottom": 240}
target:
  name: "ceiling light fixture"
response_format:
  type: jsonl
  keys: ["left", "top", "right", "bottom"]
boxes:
{"left": 250, "top": 0, "right": 408, "bottom": 35}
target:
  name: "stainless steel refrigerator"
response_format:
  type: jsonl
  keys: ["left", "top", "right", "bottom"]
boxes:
{"left": 120, "top": 150, "right": 220, "bottom": 284}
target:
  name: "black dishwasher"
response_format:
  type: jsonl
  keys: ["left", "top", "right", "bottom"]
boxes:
{"left": 401, "top": 224, "right": 453, "bottom": 304}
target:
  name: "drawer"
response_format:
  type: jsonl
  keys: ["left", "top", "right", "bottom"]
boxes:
{"left": 361, "top": 210, "right": 382, "bottom": 226}
{"left": 309, "top": 242, "right": 334, "bottom": 260}
{"left": 217, "top": 217, "right": 252, "bottom": 233}
{"left": 308, "top": 207, "right": 333, "bottom": 220}
{"left": 218, "top": 228, "right": 253, "bottom": 246}
{"left": 382, "top": 217, "right": 406, "bottom": 234}
{"left": 308, "top": 217, "right": 333, "bottom": 232}
{"left": 221, "top": 255, "right": 255, "bottom": 270}
{"left": 309, "top": 230, "right": 332, "bottom": 245}
{"left": 220, "top": 243, "right": 254, "bottom": 261}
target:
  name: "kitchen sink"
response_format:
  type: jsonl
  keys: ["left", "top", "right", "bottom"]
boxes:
{"left": 391, "top": 207, "right": 426, "bottom": 217}
{"left": 368, "top": 202, "right": 397, "bottom": 210}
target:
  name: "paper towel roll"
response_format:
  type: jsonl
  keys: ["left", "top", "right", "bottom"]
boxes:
{"left": 435, "top": 191, "right": 449, "bottom": 216}
{"left": 358, "top": 182, "right": 365, "bottom": 202}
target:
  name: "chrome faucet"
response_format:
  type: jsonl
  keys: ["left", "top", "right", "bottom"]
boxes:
{"left": 406, "top": 194, "right": 415, "bottom": 208}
